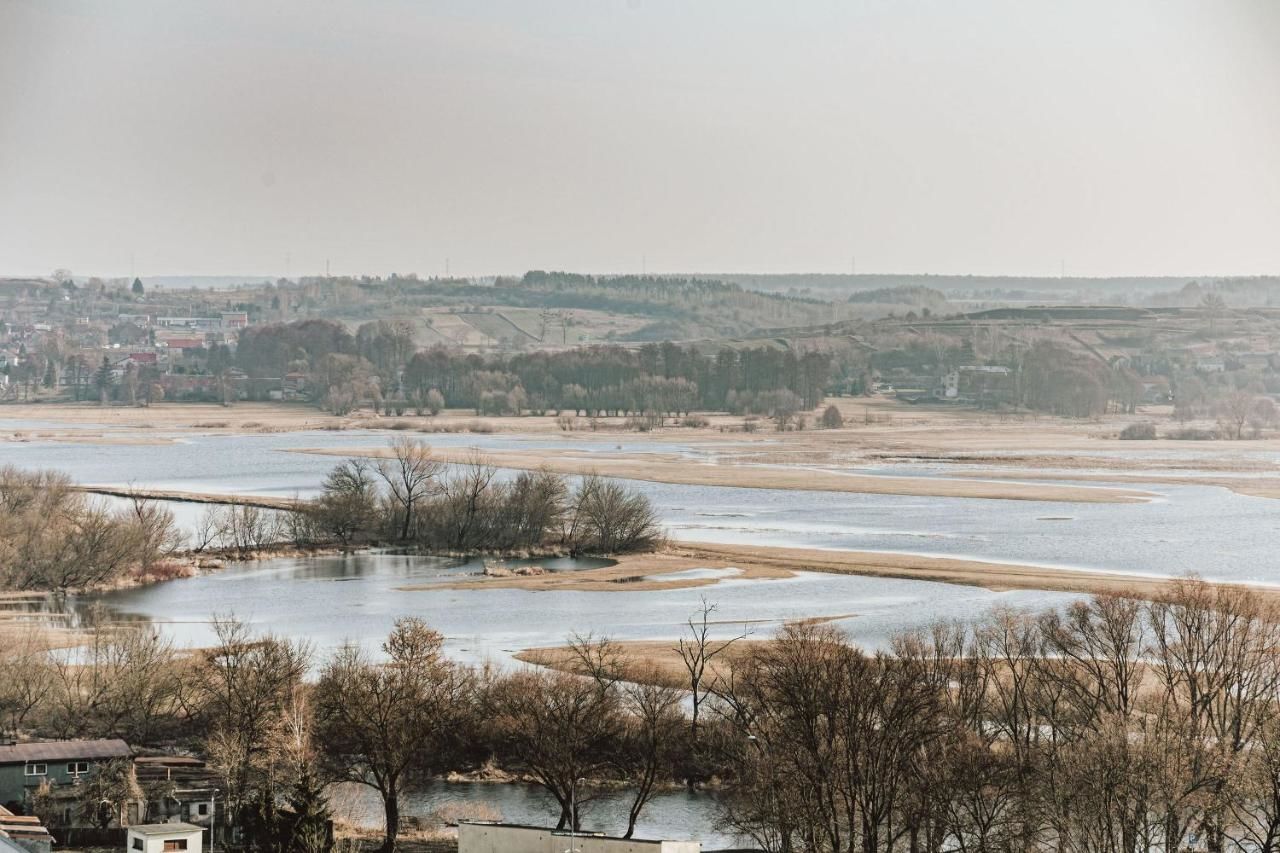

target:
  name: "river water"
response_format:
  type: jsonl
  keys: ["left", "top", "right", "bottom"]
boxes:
{"left": 3, "top": 427, "right": 1277, "bottom": 583}
{"left": 4, "top": 424, "right": 1276, "bottom": 845}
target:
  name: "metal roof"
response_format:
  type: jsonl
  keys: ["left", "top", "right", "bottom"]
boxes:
{"left": 0, "top": 739, "right": 131, "bottom": 764}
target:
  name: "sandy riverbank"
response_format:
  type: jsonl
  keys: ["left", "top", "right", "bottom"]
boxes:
{"left": 403, "top": 541, "right": 1244, "bottom": 602}
{"left": 942, "top": 469, "right": 1280, "bottom": 500}
{"left": 8, "top": 397, "right": 1280, "bottom": 500}
{"left": 296, "top": 445, "right": 1155, "bottom": 504}
{"left": 516, "top": 640, "right": 762, "bottom": 688}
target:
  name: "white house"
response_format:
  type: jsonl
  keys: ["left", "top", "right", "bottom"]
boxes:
{"left": 457, "top": 822, "right": 700, "bottom": 853}
{"left": 126, "top": 823, "right": 203, "bottom": 853}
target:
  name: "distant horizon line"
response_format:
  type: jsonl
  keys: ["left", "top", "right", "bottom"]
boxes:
{"left": 7, "top": 270, "right": 1280, "bottom": 284}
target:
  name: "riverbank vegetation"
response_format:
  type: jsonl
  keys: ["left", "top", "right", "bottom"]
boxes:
{"left": 7, "top": 578, "right": 1280, "bottom": 852}
{"left": 193, "top": 438, "right": 661, "bottom": 557}
{"left": 0, "top": 466, "right": 184, "bottom": 592}
{"left": 0, "top": 438, "right": 661, "bottom": 592}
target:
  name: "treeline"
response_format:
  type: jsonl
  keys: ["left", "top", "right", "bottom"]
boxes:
{"left": 1, "top": 446, "right": 662, "bottom": 593}
{"left": 10, "top": 579, "right": 1280, "bottom": 853}
{"left": 874, "top": 334, "right": 1147, "bottom": 417}
{"left": 233, "top": 317, "right": 833, "bottom": 417}
{"left": 0, "top": 616, "right": 689, "bottom": 848}
{"left": 288, "top": 439, "right": 661, "bottom": 554}
{"left": 402, "top": 342, "right": 831, "bottom": 416}
{"left": 715, "top": 579, "right": 1280, "bottom": 853}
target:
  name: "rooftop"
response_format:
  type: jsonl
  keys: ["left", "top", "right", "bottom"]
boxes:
{"left": 0, "top": 739, "right": 131, "bottom": 765}
{"left": 128, "top": 824, "right": 204, "bottom": 837}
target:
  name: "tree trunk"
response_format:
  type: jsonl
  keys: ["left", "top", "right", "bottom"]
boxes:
{"left": 381, "top": 789, "right": 399, "bottom": 853}
{"left": 399, "top": 500, "right": 412, "bottom": 540}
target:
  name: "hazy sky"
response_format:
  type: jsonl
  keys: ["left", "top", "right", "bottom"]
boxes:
{"left": 2, "top": 0, "right": 1279, "bottom": 279}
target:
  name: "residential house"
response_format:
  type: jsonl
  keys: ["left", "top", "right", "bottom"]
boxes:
{"left": 131, "top": 757, "right": 219, "bottom": 828}
{"left": 0, "top": 740, "right": 133, "bottom": 814}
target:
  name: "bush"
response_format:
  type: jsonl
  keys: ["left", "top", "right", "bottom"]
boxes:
{"left": 1119, "top": 422, "right": 1157, "bottom": 440}
{"left": 821, "top": 405, "right": 844, "bottom": 429}
{"left": 681, "top": 415, "right": 710, "bottom": 428}
{"left": 1166, "top": 427, "right": 1219, "bottom": 441}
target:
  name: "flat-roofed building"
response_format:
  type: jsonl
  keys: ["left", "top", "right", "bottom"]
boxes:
{"left": 127, "top": 823, "right": 203, "bottom": 853}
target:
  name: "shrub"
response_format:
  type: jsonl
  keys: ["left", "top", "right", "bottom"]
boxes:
{"left": 821, "top": 405, "right": 844, "bottom": 429}
{"left": 1166, "top": 427, "right": 1219, "bottom": 441}
{"left": 1119, "top": 422, "right": 1157, "bottom": 440}
{"left": 624, "top": 416, "right": 653, "bottom": 432}
{"left": 681, "top": 415, "right": 710, "bottom": 428}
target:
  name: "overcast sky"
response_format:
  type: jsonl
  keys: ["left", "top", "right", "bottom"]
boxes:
{"left": 2, "top": 0, "right": 1278, "bottom": 280}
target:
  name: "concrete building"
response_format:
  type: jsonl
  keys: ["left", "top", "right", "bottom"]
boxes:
{"left": 126, "top": 824, "right": 203, "bottom": 853}
{"left": 457, "top": 822, "right": 700, "bottom": 853}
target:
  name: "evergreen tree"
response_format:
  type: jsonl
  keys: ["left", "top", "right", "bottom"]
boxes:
{"left": 132, "top": 277, "right": 145, "bottom": 295}
{"left": 93, "top": 355, "right": 114, "bottom": 404}
{"left": 242, "top": 784, "right": 284, "bottom": 853}
{"left": 285, "top": 766, "right": 332, "bottom": 853}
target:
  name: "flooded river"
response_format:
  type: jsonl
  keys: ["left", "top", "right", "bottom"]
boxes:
{"left": 5, "top": 424, "right": 1276, "bottom": 843}
{"left": 4, "top": 427, "right": 1278, "bottom": 583}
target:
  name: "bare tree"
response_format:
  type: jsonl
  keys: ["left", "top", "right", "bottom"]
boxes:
{"left": 0, "top": 629, "right": 56, "bottom": 736}
{"left": 489, "top": 667, "right": 624, "bottom": 831}
{"left": 437, "top": 452, "right": 498, "bottom": 549}
{"left": 313, "top": 619, "right": 471, "bottom": 853}
{"left": 675, "top": 596, "right": 747, "bottom": 744}
{"left": 196, "top": 618, "right": 311, "bottom": 828}
{"left": 375, "top": 437, "right": 441, "bottom": 540}
{"left": 618, "top": 673, "right": 685, "bottom": 838}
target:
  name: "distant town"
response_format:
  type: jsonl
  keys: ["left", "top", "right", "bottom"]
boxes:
{"left": 4, "top": 272, "right": 1280, "bottom": 441}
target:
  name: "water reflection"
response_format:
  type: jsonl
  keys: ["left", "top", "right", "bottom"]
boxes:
{"left": 41, "top": 552, "right": 1087, "bottom": 669}
{"left": 333, "top": 780, "right": 738, "bottom": 848}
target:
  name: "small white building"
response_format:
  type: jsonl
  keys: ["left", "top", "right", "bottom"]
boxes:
{"left": 126, "top": 823, "right": 203, "bottom": 853}
{"left": 458, "top": 822, "right": 700, "bottom": 853}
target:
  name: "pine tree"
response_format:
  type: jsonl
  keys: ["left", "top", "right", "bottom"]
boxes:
{"left": 285, "top": 766, "right": 331, "bottom": 853}
{"left": 93, "top": 355, "right": 114, "bottom": 404}
{"left": 132, "top": 277, "right": 145, "bottom": 295}
{"left": 242, "top": 784, "right": 283, "bottom": 853}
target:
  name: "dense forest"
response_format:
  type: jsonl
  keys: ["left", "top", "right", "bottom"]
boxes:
{"left": 235, "top": 318, "right": 832, "bottom": 417}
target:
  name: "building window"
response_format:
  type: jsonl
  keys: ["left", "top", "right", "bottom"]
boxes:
{"left": 24, "top": 763, "right": 46, "bottom": 776}
{"left": 163, "top": 840, "right": 189, "bottom": 851}
{"left": 133, "top": 839, "right": 144, "bottom": 851}
{"left": 198, "top": 804, "right": 209, "bottom": 817}
{"left": 67, "top": 761, "right": 90, "bottom": 775}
